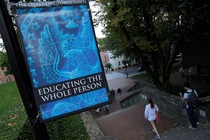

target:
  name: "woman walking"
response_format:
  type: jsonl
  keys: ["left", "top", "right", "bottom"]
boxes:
{"left": 144, "top": 98, "right": 160, "bottom": 139}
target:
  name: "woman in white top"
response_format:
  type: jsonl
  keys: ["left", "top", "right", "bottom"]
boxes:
{"left": 144, "top": 98, "right": 160, "bottom": 139}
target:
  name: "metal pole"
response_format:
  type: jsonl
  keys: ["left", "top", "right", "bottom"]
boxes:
{"left": 125, "top": 66, "right": 128, "bottom": 78}
{"left": 0, "top": 1, "right": 49, "bottom": 139}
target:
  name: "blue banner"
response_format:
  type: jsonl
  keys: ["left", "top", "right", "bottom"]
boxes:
{"left": 14, "top": 1, "right": 109, "bottom": 123}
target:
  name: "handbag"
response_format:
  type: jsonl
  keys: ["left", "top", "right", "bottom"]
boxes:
{"left": 156, "top": 112, "right": 160, "bottom": 122}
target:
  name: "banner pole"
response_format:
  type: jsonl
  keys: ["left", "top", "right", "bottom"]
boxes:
{"left": 0, "top": 1, "right": 49, "bottom": 139}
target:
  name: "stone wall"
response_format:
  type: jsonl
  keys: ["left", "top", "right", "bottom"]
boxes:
{"left": 80, "top": 81, "right": 210, "bottom": 140}
{"left": 0, "top": 67, "right": 15, "bottom": 84}
{"left": 0, "top": 74, "right": 15, "bottom": 84}
{"left": 120, "top": 81, "right": 210, "bottom": 123}
{"left": 80, "top": 111, "right": 116, "bottom": 140}
{"left": 80, "top": 111, "right": 104, "bottom": 140}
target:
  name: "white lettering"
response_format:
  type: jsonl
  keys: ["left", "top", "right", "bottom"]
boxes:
{"left": 87, "top": 74, "right": 102, "bottom": 83}
{"left": 73, "top": 81, "right": 102, "bottom": 94}
{"left": 40, "top": 89, "right": 72, "bottom": 102}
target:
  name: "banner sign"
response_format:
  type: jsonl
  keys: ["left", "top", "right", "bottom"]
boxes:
{"left": 13, "top": 0, "right": 109, "bottom": 123}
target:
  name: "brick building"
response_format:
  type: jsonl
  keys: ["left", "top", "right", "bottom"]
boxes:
{"left": 0, "top": 67, "right": 15, "bottom": 84}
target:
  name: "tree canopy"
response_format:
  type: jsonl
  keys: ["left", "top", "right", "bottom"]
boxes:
{"left": 95, "top": 0, "right": 210, "bottom": 90}
{"left": 0, "top": 51, "right": 12, "bottom": 75}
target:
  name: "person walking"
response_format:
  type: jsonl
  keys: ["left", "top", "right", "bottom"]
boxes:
{"left": 104, "top": 104, "right": 110, "bottom": 115}
{"left": 144, "top": 98, "right": 160, "bottom": 139}
{"left": 95, "top": 107, "right": 101, "bottom": 116}
{"left": 110, "top": 89, "right": 115, "bottom": 101}
{"left": 179, "top": 82, "right": 199, "bottom": 129}
{"left": 117, "top": 88, "right": 121, "bottom": 95}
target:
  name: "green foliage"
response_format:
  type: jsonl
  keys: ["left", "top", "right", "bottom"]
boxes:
{"left": 97, "top": 38, "right": 105, "bottom": 47}
{"left": 0, "top": 82, "right": 28, "bottom": 139}
{"left": 0, "top": 52, "right": 7, "bottom": 66}
{"left": 17, "top": 120, "right": 34, "bottom": 140}
{"left": 0, "top": 82, "right": 20, "bottom": 116}
{"left": 105, "top": 63, "right": 111, "bottom": 69}
{"left": 0, "top": 51, "right": 12, "bottom": 75}
{"left": 131, "top": 73, "right": 151, "bottom": 81}
{"left": 97, "top": 38, "right": 107, "bottom": 51}
{"left": 47, "top": 115, "right": 89, "bottom": 140}
{"left": 121, "top": 59, "right": 130, "bottom": 66}
{"left": 0, "top": 82, "right": 89, "bottom": 140}
{"left": 96, "top": 0, "right": 210, "bottom": 89}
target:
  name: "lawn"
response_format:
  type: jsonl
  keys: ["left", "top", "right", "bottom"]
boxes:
{"left": 0, "top": 82, "right": 89, "bottom": 140}
{"left": 0, "top": 82, "right": 21, "bottom": 116}
{"left": 131, "top": 72, "right": 152, "bottom": 81}
{"left": 0, "top": 82, "right": 27, "bottom": 139}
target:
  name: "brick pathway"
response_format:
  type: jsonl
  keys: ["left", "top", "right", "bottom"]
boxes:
{"left": 89, "top": 71, "right": 210, "bottom": 140}
{"left": 97, "top": 104, "right": 177, "bottom": 140}
{"left": 91, "top": 74, "right": 177, "bottom": 140}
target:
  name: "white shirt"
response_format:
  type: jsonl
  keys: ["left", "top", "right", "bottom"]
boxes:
{"left": 144, "top": 104, "right": 159, "bottom": 121}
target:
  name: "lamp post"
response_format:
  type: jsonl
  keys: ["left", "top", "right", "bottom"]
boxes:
{"left": 125, "top": 63, "right": 128, "bottom": 78}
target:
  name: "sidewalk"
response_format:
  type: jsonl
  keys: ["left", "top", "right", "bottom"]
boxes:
{"left": 90, "top": 72, "right": 210, "bottom": 140}
{"left": 97, "top": 104, "right": 177, "bottom": 140}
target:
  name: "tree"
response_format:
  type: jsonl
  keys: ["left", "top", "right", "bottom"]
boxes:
{"left": 0, "top": 51, "right": 12, "bottom": 75}
{"left": 105, "top": 63, "right": 112, "bottom": 71}
{"left": 95, "top": 0, "right": 210, "bottom": 90}
{"left": 97, "top": 38, "right": 107, "bottom": 51}
{"left": 95, "top": 0, "right": 176, "bottom": 89}
{"left": 122, "top": 59, "right": 129, "bottom": 66}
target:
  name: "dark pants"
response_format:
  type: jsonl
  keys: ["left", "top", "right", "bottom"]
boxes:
{"left": 187, "top": 108, "right": 198, "bottom": 128}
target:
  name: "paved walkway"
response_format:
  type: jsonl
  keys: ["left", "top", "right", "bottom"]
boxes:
{"left": 90, "top": 71, "right": 210, "bottom": 140}
{"left": 97, "top": 104, "right": 177, "bottom": 140}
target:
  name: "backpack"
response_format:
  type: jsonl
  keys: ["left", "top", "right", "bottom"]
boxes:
{"left": 187, "top": 89, "right": 199, "bottom": 109}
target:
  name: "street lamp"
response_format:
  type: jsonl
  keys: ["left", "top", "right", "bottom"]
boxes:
{"left": 125, "top": 63, "right": 128, "bottom": 78}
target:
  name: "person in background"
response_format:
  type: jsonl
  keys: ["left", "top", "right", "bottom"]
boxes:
{"left": 110, "top": 89, "right": 115, "bottom": 101}
{"left": 95, "top": 107, "right": 101, "bottom": 116}
{"left": 144, "top": 98, "right": 160, "bottom": 139}
{"left": 117, "top": 88, "right": 122, "bottom": 95}
{"left": 179, "top": 82, "right": 199, "bottom": 129}
{"left": 111, "top": 89, "right": 115, "bottom": 98}
{"left": 104, "top": 104, "right": 109, "bottom": 115}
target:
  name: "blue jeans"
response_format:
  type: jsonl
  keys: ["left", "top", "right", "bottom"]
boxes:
{"left": 187, "top": 108, "right": 198, "bottom": 128}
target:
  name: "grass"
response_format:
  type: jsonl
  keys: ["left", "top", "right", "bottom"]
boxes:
{"left": 131, "top": 72, "right": 151, "bottom": 80}
{"left": 0, "top": 82, "right": 27, "bottom": 139}
{"left": 47, "top": 115, "right": 89, "bottom": 140}
{"left": 0, "top": 82, "right": 21, "bottom": 116}
{"left": 0, "top": 82, "right": 89, "bottom": 140}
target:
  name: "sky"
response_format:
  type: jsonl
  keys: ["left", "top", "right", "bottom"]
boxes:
{"left": 92, "top": 21, "right": 105, "bottom": 38}
{"left": 0, "top": 38, "right": 4, "bottom": 52}
{"left": 89, "top": 1, "right": 105, "bottom": 38}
